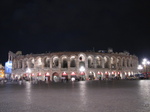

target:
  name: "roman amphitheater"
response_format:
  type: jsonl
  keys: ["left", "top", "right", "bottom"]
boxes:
{"left": 9, "top": 49, "right": 139, "bottom": 82}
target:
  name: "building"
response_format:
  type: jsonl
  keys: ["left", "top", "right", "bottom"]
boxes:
{"left": 9, "top": 49, "right": 139, "bottom": 82}
{"left": 0, "top": 64, "right": 5, "bottom": 79}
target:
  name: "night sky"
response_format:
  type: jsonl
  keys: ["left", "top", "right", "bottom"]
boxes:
{"left": 0, "top": 0, "right": 150, "bottom": 65}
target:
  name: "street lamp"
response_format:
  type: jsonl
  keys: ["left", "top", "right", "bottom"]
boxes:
{"left": 26, "top": 68, "right": 31, "bottom": 81}
{"left": 142, "top": 58, "right": 150, "bottom": 79}
{"left": 137, "top": 65, "right": 143, "bottom": 73}
{"left": 79, "top": 66, "right": 85, "bottom": 80}
{"left": 79, "top": 66, "right": 85, "bottom": 72}
{"left": 26, "top": 68, "right": 31, "bottom": 73}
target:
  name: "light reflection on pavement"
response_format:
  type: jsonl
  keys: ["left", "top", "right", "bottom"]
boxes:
{"left": 0, "top": 80, "right": 150, "bottom": 112}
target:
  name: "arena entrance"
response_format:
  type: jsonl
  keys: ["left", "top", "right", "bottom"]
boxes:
{"left": 70, "top": 72, "right": 77, "bottom": 81}
{"left": 52, "top": 72, "right": 60, "bottom": 82}
{"left": 45, "top": 72, "right": 50, "bottom": 82}
{"left": 79, "top": 72, "right": 86, "bottom": 81}
{"left": 97, "top": 72, "right": 102, "bottom": 80}
{"left": 89, "top": 72, "right": 95, "bottom": 80}
{"left": 61, "top": 72, "right": 69, "bottom": 82}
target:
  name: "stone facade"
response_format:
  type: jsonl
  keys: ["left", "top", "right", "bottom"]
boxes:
{"left": 9, "top": 50, "right": 139, "bottom": 82}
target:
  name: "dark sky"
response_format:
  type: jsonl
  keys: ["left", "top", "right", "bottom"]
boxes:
{"left": 0, "top": 0, "right": 150, "bottom": 65}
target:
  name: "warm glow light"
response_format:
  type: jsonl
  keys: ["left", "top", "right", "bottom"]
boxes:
{"left": 26, "top": 68, "right": 31, "bottom": 73}
{"left": 62, "top": 72, "right": 67, "bottom": 75}
{"left": 137, "top": 65, "right": 143, "bottom": 70}
{"left": 80, "top": 72, "right": 85, "bottom": 75}
{"left": 71, "top": 72, "right": 75, "bottom": 75}
{"left": 71, "top": 56, "right": 75, "bottom": 58}
{"left": 79, "top": 66, "right": 85, "bottom": 72}
{"left": 38, "top": 73, "right": 41, "bottom": 76}
{"left": 142, "top": 58, "right": 150, "bottom": 65}
{"left": 45, "top": 72, "right": 50, "bottom": 76}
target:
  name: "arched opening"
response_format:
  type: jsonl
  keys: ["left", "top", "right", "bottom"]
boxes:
{"left": 19, "top": 60, "right": 22, "bottom": 69}
{"left": 127, "top": 59, "right": 130, "bottom": 67}
{"left": 43, "top": 57, "right": 50, "bottom": 68}
{"left": 52, "top": 57, "right": 59, "bottom": 68}
{"left": 29, "top": 58, "right": 34, "bottom": 68}
{"left": 96, "top": 56, "right": 102, "bottom": 68}
{"left": 15, "top": 60, "right": 18, "bottom": 69}
{"left": 88, "top": 56, "right": 94, "bottom": 68}
{"left": 104, "top": 57, "right": 109, "bottom": 68}
{"left": 122, "top": 58, "right": 126, "bottom": 67}
{"left": 117, "top": 58, "right": 121, "bottom": 68}
{"left": 70, "top": 57, "right": 76, "bottom": 67}
{"left": 35, "top": 57, "right": 42, "bottom": 69}
{"left": 61, "top": 57, "right": 68, "bottom": 68}
{"left": 61, "top": 72, "right": 68, "bottom": 82}
{"left": 88, "top": 72, "right": 95, "bottom": 80}
{"left": 23, "top": 60, "right": 28, "bottom": 69}
{"left": 52, "top": 72, "right": 60, "bottom": 82}
{"left": 110, "top": 57, "right": 116, "bottom": 69}
{"left": 130, "top": 59, "right": 133, "bottom": 67}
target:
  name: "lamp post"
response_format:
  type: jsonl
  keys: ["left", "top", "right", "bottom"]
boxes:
{"left": 137, "top": 65, "right": 143, "bottom": 73}
{"left": 79, "top": 66, "right": 85, "bottom": 72}
{"left": 26, "top": 68, "right": 31, "bottom": 81}
{"left": 79, "top": 66, "right": 85, "bottom": 80}
{"left": 142, "top": 58, "right": 150, "bottom": 79}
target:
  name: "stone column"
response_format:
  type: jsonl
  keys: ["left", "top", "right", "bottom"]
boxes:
{"left": 93, "top": 57, "right": 96, "bottom": 68}
{"left": 59, "top": 59, "right": 61, "bottom": 69}
{"left": 50, "top": 58, "right": 52, "bottom": 69}
{"left": 41, "top": 58, "right": 44, "bottom": 69}
{"left": 68, "top": 60, "right": 70, "bottom": 71}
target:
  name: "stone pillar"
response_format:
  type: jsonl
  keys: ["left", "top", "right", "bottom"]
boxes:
{"left": 102, "top": 58, "right": 105, "bottom": 68}
{"left": 41, "top": 58, "right": 44, "bottom": 69}
{"left": 68, "top": 60, "right": 70, "bottom": 71}
{"left": 50, "top": 58, "right": 52, "bottom": 69}
{"left": 59, "top": 59, "right": 61, "bottom": 69}
{"left": 76, "top": 59, "right": 79, "bottom": 70}
{"left": 93, "top": 57, "right": 96, "bottom": 68}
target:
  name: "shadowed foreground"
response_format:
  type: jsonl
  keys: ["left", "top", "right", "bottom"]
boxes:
{"left": 0, "top": 80, "right": 150, "bottom": 112}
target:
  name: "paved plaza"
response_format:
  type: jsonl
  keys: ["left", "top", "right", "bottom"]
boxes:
{"left": 0, "top": 80, "right": 150, "bottom": 112}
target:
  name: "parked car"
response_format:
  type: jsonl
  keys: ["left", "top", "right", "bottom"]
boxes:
{"left": 135, "top": 74, "right": 145, "bottom": 79}
{"left": 24, "top": 77, "right": 30, "bottom": 81}
{"left": 126, "top": 76, "right": 137, "bottom": 80}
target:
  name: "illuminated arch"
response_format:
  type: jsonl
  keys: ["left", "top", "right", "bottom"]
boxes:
{"left": 95, "top": 55, "right": 103, "bottom": 68}
{"left": 60, "top": 55, "right": 68, "bottom": 68}
{"left": 104, "top": 55, "right": 110, "bottom": 68}
{"left": 43, "top": 56, "right": 50, "bottom": 68}
{"left": 70, "top": 55, "right": 76, "bottom": 67}
{"left": 87, "top": 55, "right": 94, "bottom": 68}
{"left": 52, "top": 55, "right": 59, "bottom": 68}
{"left": 110, "top": 56, "right": 117, "bottom": 69}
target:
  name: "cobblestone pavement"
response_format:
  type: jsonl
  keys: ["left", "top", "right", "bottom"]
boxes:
{"left": 0, "top": 80, "right": 150, "bottom": 112}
